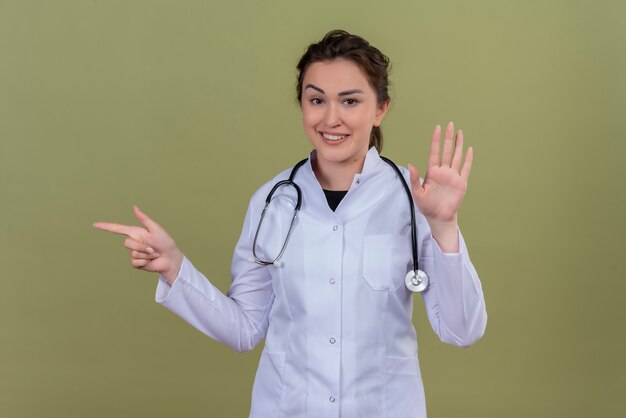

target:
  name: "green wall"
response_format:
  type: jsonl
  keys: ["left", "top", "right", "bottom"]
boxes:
{"left": 1, "top": 1, "right": 625, "bottom": 417}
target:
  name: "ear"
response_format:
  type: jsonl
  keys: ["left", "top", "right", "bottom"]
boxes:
{"left": 373, "top": 99, "right": 390, "bottom": 127}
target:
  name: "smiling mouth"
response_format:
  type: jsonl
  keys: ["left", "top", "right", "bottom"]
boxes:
{"left": 320, "top": 132, "right": 349, "bottom": 142}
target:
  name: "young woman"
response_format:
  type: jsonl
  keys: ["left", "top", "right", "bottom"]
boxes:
{"left": 94, "top": 30, "right": 487, "bottom": 418}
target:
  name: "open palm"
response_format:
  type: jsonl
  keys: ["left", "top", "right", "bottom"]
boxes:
{"left": 408, "top": 122, "right": 473, "bottom": 223}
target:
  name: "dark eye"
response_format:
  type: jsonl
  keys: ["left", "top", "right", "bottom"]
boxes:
{"left": 310, "top": 98, "right": 323, "bottom": 105}
{"left": 343, "top": 98, "right": 359, "bottom": 106}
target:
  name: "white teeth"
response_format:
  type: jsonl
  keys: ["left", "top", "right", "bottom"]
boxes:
{"left": 322, "top": 133, "right": 346, "bottom": 141}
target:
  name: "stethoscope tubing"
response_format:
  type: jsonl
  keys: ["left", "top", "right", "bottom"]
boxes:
{"left": 379, "top": 156, "right": 420, "bottom": 275}
{"left": 252, "top": 156, "right": 429, "bottom": 292}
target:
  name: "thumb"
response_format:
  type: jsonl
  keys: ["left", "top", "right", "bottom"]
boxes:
{"left": 133, "top": 205, "right": 160, "bottom": 232}
{"left": 408, "top": 164, "right": 424, "bottom": 201}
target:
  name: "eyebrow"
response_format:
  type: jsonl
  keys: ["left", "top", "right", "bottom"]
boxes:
{"left": 304, "top": 84, "right": 365, "bottom": 96}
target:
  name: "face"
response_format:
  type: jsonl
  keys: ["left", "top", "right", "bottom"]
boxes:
{"left": 300, "top": 59, "right": 388, "bottom": 169}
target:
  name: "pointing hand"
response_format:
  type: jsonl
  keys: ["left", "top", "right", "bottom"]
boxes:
{"left": 93, "top": 206, "right": 184, "bottom": 284}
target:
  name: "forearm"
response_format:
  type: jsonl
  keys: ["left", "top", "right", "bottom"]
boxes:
{"left": 427, "top": 247, "right": 487, "bottom": 347}
{"left": 156, "top": 257, "right": 273, "bottom": 352}
{"left": 420, "top": 226, "right": 487, "bottom": 348}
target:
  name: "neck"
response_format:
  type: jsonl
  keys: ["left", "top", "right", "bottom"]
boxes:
{"left": 312, "top": 150, "right": 367, "bottom": 191}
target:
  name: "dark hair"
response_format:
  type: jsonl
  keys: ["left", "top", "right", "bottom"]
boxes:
{"left": 296, "top": 30, "right": 391, "bottom": 153}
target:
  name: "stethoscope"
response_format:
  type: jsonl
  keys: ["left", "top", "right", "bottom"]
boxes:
{"left": 252, "top": 156, "right": 429, "bottom": 293}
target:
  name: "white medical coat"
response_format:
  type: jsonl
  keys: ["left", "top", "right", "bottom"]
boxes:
{"left": 155, "top": 147, "right": 487, "bottom": 418}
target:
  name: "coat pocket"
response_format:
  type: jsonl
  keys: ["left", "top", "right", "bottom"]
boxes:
{"left": 363, "top": 234, "right": 412, "bottom": 291}
{"left": 384, "top": 355, "right": 426, "bottom": 418}
{"left": 250, "top": 350, "right": 286, "bottom": 418}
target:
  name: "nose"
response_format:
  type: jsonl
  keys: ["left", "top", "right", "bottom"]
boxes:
{"left": 323, "top": 102, "right": 341, "bottom": 127}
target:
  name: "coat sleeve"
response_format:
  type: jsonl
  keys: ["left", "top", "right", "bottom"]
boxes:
{"left": 154, "top": 192, "right": 275, "bottom": 352}
{"left": 416, "top": 206, "right": 488, "bottom": 348}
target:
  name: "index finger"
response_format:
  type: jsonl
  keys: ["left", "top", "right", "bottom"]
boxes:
{"left": 92, "top": 222, "right": 134, "bottom": 236}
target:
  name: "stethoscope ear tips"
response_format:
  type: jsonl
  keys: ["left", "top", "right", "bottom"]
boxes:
{"left": 405, "top": 270, "right": 429, "bottom": 293}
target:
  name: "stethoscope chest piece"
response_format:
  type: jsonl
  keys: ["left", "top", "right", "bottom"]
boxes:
{"left": 405, "top": 269, "right": 429, "bottom": 293}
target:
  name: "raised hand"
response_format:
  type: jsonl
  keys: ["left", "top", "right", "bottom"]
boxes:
{"left": 408, "top": 122, "right": 473, "bottom": 252}
{"left": 93, "top": 206, "right": 184, "bottom": 284}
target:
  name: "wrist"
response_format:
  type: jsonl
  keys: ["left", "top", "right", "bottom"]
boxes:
{"left": 426, "top": 214, "right": 458, "bottom": 232}
{"left": 163, "top": 251, "right": 184, "bottom": 285}
{"left": 426, "top": 217, "right": 459, "bottom": 253}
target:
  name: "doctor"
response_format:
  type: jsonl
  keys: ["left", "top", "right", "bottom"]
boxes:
{"left": 94, "top": 30, "right": 487, "bottom": 418}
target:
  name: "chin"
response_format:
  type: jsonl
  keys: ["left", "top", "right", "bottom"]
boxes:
{"left": 315, "top": 146, "right": 363, "bottom": 166}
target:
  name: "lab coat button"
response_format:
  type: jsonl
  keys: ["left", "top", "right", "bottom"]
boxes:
{"left": 329, "top": 337, "right": 336, "bottom": 344}
{"left": 329, "top": 396, "right": 336, "bottom": 403}
{"left": 329, "top": 277, "right": 336, "bottom": 284}
{"left": 356, "top": 178, "right": 360, "bottom": 185}
{"left": 332, "top": 225, "right": 339, "bottom": 231}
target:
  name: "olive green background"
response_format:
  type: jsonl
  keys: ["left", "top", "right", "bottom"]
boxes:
{"left": 1, "top": 0, "right": 624, "bottom": 417}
